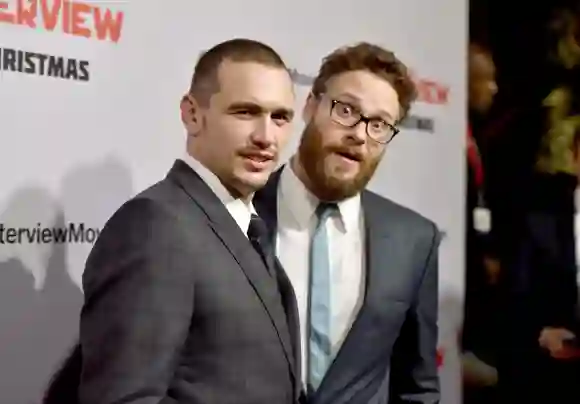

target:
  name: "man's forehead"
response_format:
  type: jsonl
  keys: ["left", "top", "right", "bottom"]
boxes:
{"left": 217, "top": 60, "right": 291, "bottom": 86}
{"left": 224, "top": 82, "right": 294, "bottom": 100}
{"left": 326, "top": 71, "right": 399, "bottom": 116}
{"left": 216, "top": 62, "right": 293, "bottom": 100}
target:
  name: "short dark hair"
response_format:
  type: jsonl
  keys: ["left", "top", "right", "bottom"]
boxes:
{"left": 311, "top": 42, "right": 417, "bottom": 122}
{"left": 189, "top": 38, "right": 288, "bottom": 106}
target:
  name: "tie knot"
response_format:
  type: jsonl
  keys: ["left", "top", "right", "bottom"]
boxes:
{"left": 315, "top": 202, "right": 338, "bottom": 222}
{"left": 247, "top": 213, "right": 269, "bottom": 242}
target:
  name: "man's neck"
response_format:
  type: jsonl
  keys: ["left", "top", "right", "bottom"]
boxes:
{"left": 290, "top": 155, "right": 314, "bottom": 195}
{"left": 184, "top": 150, "right": 253, "bottom": 205}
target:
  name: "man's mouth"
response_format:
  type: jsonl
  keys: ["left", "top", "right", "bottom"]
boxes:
{"left": 335, "top": 150, "right": 363, "bottom": 162}
{"left": 240, "top": 152, "right": 274, "bottom": 163}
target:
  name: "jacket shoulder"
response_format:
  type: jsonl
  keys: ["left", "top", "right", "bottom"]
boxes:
{"left": 363, "top": 190, "right": 439, "bottom": 239}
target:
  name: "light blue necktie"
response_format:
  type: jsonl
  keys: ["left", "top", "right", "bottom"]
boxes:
{"left": 308, "top": 202, "right": 338, "bottom": 393}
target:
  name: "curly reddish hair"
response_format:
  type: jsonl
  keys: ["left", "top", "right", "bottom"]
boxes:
{"left": 311, "top": 42, "right": 417, "bottom": 122}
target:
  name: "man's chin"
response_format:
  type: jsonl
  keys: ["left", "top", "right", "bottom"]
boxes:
{"left": 237, "top": 172, "right": 271, "bottom": 192}
{"left": 313, "top": 176, "right": 359, "bottom": 201}
{"left": 325, "top": 168, "right": 359, "bottom": 185}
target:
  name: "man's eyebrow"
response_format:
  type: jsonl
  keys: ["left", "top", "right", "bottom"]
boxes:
{"left": 227, "top": 102, "right": 294, "bottom": 118}
{"left": 226, "top": 101, "right": 263, "bottom": 111}
{"left": 272, "top": 107, "right": 295, "bottom": 119}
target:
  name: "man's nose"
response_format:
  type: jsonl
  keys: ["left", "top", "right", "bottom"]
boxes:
{"left": 347, "top": 121, "right": 368, "bottom": 144}
{"left": 250, "top": 116, "right": 276, "bottom": 147}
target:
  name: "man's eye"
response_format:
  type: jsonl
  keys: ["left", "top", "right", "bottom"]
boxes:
{"left": 232, "top": 110, "right": 261, "bottom": 119}
{"left": 370, "top": 120, "right": 386, "bottom": 130}
{"left": 272, "top": 113, "right": 291, "bottom": 122}
{"left": 335, "top": 103, "right": 354, "bottom": 117}
{"left": 339, "top": 106, "right": 352, "bottom": 114}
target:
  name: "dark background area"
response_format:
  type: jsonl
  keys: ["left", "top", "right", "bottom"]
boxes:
{"left": 465, "top": 2, "right": 580, "bottom": 403}
{"left": 469, "top": 0, "right": 579, "bottom": 112}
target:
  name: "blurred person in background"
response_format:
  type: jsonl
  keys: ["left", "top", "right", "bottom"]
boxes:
{"left": 535, "top": 125, "right": 580, "bottom": 401}
{"left": 486, "top": 5, "right": 580, "bottom": 403}
{"left": 462, "top": 42, "right": 500, "bottom": 404}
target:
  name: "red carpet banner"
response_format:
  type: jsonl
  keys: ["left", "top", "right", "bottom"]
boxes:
{"left": 0, "top": 1, "right": 466, "bottom": 402}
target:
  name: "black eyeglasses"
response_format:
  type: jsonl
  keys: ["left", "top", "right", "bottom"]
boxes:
{"left": 328, "top": 99, "right": 399, "bottom": 144}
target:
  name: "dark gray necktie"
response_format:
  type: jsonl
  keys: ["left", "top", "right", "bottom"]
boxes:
{"left": 247, "top": 213, "right": 275, "bottom": 276}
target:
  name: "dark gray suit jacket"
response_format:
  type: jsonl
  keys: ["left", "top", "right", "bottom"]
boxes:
{"left": 253, "top": 167, "right": 441, "bottom": 404}
{"left": 75, "top": 160, "right": 301, "bottom": 404}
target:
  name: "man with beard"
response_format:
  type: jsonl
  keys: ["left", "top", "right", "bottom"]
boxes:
{"left": 254, "top": 43, "right": 440, "bottom": 404}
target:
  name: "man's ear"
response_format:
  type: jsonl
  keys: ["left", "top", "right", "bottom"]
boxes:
{"left": 302, "top": 92, "right": 318, "bottom": 123}
{"left": 180, "top": 94, "right": 202, "bottom": 135}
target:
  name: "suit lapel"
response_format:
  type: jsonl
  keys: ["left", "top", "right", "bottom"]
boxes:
{"left": 254, "top": 165, "right": 302, "bottom": 393}
{"left": 274, "top": 257, "right": 302, "bottom": 389}
{"left": 167, "top": 160, "right": 296, "bottom": 381}
{"left": 311, "top": 191, "right": 394, "bottom": 404}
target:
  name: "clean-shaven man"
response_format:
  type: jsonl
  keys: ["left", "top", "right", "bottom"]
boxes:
{"left": 43, "top": 38, "right": 301, "bottom": 404}
{"left": 255, "top": 43, "right": 440, "bottom": 404}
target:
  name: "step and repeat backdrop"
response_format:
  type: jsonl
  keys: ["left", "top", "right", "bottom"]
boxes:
{"left": 0, "top": 0, "right": 466, "bottom": 402}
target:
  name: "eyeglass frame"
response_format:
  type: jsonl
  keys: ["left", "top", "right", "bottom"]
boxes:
{"left": 323, "top": 97, "right": 400, "bottom": 144}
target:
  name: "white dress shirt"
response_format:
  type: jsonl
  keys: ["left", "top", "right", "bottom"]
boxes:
{"left": 180, "top": 153, "right": 254, "bottom": 236}
{"left": 275, "top": 164, "right": 366, "bottom": 383}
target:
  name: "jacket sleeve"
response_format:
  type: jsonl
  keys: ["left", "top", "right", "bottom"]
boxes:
{"left": 389, "top": 222, "right": 441, "bottom": 404}
{"left": 79, "top": 198, "right": 197, "bottom": 404}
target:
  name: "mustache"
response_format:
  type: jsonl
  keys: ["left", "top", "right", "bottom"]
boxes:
{"left": 326, "top": 145, "right": 365, "bottom": 162}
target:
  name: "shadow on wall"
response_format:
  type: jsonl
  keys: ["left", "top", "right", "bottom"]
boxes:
{"left": 61, "top": 155, "right": 134, "bottom": 289}
{"left": 0, "top": 155, "right": 133, "bottom": 404}
{"left": 0, "top": 188, "right": 60, "bottom": 290}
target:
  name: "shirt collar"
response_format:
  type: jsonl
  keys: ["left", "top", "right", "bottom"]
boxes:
{"left": 180, "top": 152, "right": 255, "bottom": 234}
{"left": 279, "top": 159, "right": 361, "bottom": 233}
